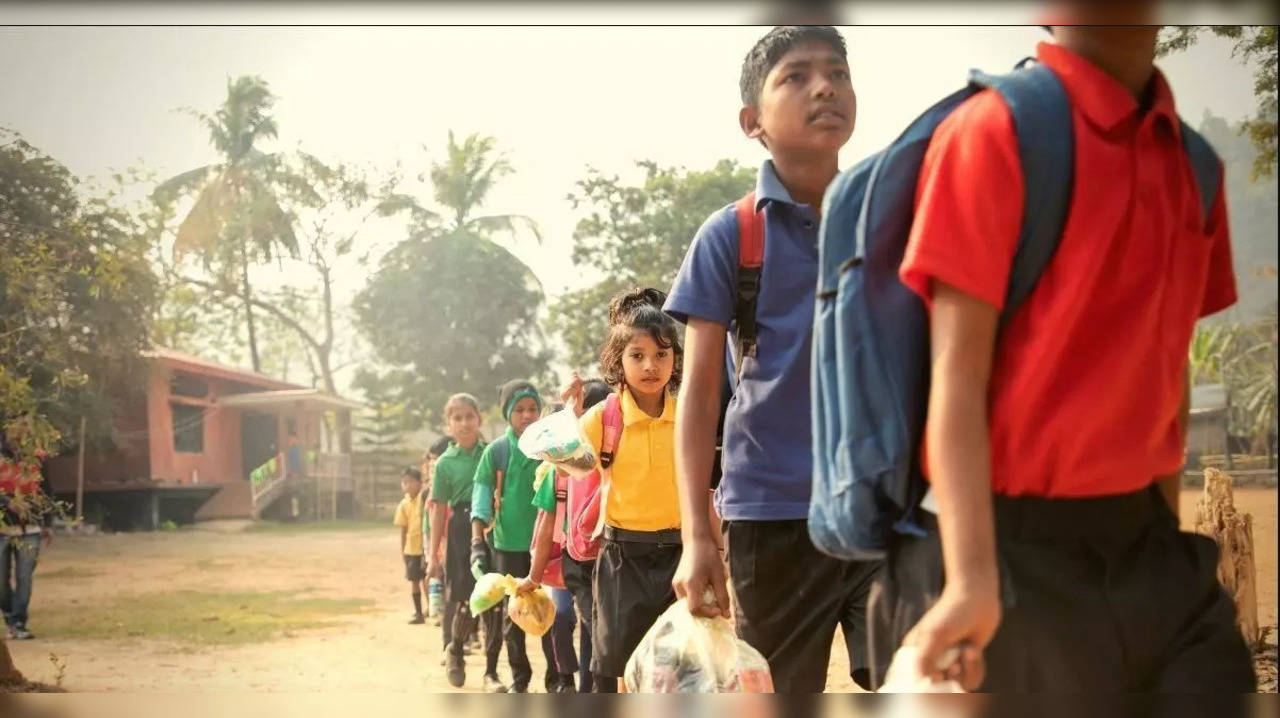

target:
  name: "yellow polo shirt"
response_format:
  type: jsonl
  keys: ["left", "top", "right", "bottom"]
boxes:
{"left": 393, "top": 492, "right": 425, "bottom": 556}
{"left": 579, "top": 386, "right": 680, "bottom": 532}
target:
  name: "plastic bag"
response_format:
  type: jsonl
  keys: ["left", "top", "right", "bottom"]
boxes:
{"left": 879, "top": 645, "right": 964, "bottom": 693}
{"left": 508, "top": 586, "right": 556, "bottom": 637}
{"left": 517, "top": 400, "right": 598, "bottom": 477}
{"left": 624, "top": 592, "right": 773, "bottom": 693}
{"left": 469, "top": 566, "right": 514, "bottom": 616}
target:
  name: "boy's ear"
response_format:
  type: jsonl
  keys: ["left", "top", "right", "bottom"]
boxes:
{"left": 739, "top": 105, "right": 764, "bottom": 142}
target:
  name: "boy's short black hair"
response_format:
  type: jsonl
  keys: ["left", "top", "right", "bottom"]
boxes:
{"left": 740, "top": 25, "right": 848, "bottom": 107}
{"left": 427, "top": 436, "right": 451, "bottom": 458}
{"left": 402, "top": 467, "right": 422, "bottom": 481}
{"left": 582, "top": 379, "right": 612, "bottom": 411}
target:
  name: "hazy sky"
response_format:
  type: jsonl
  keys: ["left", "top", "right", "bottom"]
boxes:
{"left": 0, "top": 22, "right": 1261, "bottom": 388}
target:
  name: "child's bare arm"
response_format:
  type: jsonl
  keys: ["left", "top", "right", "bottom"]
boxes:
{"left": 903, "top": 282, "right": 1001, "bottom": 690}
{"left": 399, "top": 525, "right": 408, "bottom": 555}
{"left": 1155, "top": 371, "right": 1190, "bottom": 519}
{"left": 426, "top": 502, "right": 448, "bottom": 577}
{"left": 518, "top": 511, "right": 556, "bottom": 593}
{"left": 672, "top": 316, "right": 730, "bottom": 618}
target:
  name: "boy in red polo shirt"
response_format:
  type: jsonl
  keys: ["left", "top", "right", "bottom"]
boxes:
{"left": 873, "top": 20, "right": 1256, "bottom": 691}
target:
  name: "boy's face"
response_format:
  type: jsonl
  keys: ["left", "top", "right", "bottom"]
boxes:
{"left": 447, "top": 406, "right": 481, "bottom": 448}
{"left": 743, "top": 39, "right": 856, "bottom": 157}
{"left": 402, "top": 476, "right": 421, "bottom": 497}
{"left": 509, "top": 396, "right": 541, "bottom": 438}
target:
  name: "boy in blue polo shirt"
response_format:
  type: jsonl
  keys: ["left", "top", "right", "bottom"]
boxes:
{"left": 665, "top": 25, "right": 879, "bottom": 693}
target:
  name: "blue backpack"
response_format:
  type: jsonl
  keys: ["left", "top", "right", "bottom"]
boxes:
{"left": 809, "top": 60, "right": 1222, "bottom": 561}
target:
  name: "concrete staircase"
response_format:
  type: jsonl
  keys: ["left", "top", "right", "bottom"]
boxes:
{"left": 193, "top": 481, "right": 254, "bottom": 521}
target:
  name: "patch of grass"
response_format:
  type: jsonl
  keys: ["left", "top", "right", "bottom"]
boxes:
{"left": 37, "top": 590, "right": 372, "bottom": 646}
{"left": 36, "top": 565, "right": 102, "bottom": 581}
{"left": 244, "top": 519, "right": 386, "bottom": 534}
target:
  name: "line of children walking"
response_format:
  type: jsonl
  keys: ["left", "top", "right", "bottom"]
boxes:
{"left": 399, "top": 16, "right": 1254, "bottom": 694}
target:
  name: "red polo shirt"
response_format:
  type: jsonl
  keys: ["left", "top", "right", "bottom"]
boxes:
{"left": 900, "top": 41, "right": 1237, "bottom": 498}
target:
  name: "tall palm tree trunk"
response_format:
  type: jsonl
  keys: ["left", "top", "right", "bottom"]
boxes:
{"left": 240, "top": 241, "right": 261, "bottom": 372}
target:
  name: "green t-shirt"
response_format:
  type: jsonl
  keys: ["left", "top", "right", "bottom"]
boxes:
{"left": 431, "top": 440, "right": 486, "bottom": 507}
{"left": 531, "top": 461, "right": 567, "bottom": 532}
{"left": 471, "top": 427, "right": 540, "bottom": 552}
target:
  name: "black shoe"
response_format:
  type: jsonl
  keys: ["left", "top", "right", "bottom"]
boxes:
{"left": 409, "top": 614, "right": 426, "bottom": 625}
{"left": 510, "top": 683, "right": 528, "bottom": 694}
{"left": 446, "top": 651, "right": 465, "bottom": 688}
{"left": 483, "top": 674, "right": 508, "bottom": 693}
{"left": 11, "top": 625, "right": 33, "bottom": 640}
{"left": 556, "top": 674, "right": 577, "bottom": 693}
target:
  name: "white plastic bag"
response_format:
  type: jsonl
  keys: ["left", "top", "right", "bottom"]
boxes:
{"left": 624, "top": 594, "right": 773, "bottom": 693}
{"left": 880, "top": 645, "right": 964, "bottom": 693}
{"left": 517, "top": 400, "right": 598, "bottom": 476}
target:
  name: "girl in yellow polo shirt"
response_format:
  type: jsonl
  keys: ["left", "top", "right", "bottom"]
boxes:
{"left": 567, "top": 287, "right": 683, "bottom": 690}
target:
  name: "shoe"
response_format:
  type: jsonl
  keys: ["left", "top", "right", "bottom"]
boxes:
{"left": 483, "top": 673, "right": 508, "bottom": 693}
{"left": 11, "top": 626, "right": 33, "bottom": 640}
{"left": 409, "top": 614, "right": 426, "bottom": 625}
{"left": 446, "top": 652, "right": 466, "bottom": 688}
{"left": 510, "top": 683, "right": 528, "bottom": 694}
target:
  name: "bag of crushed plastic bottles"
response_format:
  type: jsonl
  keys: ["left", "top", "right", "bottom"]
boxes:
{"left": 624, "top": 591, "right": 773, "bottom": 693}
{"left": 517, "top": 400, "right": 598, "bottom": 476}
{"left": 508, "top": 586, "right": 556, "bottom": 637}
{"left": 469, "top": 566, "right": 514, "bottom": 615}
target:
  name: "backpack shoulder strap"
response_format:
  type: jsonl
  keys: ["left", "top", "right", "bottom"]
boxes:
{"left": 598, "top": 392, "right": 624, "bottom": 469}
{"left": 731, "top": 191, "right": 765, "bottom": 378}
{"left": 970, "top": 58, "right": 1074, "bottom": 322}
{"left": 1178, "top": 120, "right": 1221, "bottom": 231}
{"left": 488, "top": 436, "right": 510, "bottom": 523}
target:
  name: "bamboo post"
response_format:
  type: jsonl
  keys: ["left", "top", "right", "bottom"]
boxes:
{"left": 1194, "top": 467, "right": 1260, "bottom": 649}
{"left": 75, "top": 414, "right": 86, "bottom": 522}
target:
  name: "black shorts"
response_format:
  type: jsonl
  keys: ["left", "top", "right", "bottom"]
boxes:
{"left": 726, "top": 519, "right": 880, "bottom": 693}
{"left": 403, "top": 553, "right": 425, "bottom": 582}
{"left": 868, "top": 486, "right": 1255, "bottom": 692}
{"left": 591, "top": 527, "right": 680, "bottom": 677}
{"left": 444, "top": 504, "right": 476, "bottom": 605}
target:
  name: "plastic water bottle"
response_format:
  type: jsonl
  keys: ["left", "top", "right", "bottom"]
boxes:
{"left": 427, "top": 577, "right": 444, "bottom": 618}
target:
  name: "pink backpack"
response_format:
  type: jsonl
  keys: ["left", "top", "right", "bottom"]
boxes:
{"left": 563, "top": 393, "right": 623, "bottom": 562}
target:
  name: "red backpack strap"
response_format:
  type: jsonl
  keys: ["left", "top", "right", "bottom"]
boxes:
{"left": 732, "top": 192, "right": 764, "bottom": 378}
{"left": 598, "top": 392, "right": 624, "bottom": 469}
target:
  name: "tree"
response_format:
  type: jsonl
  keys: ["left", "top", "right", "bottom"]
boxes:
{"left": 1, "top": 128, "right": 156, "bottom": 685}
{"left": 547, "top": 159, "right": 756, "bottom": 370}
{"left": 1158, "top": 26, "right": 1278, "bottom": 180}
{"left": 353, "top": 133, "right": 550, "bottom": 424}
{"left": 153, "top": 75, "right": 304, "bottom": 372}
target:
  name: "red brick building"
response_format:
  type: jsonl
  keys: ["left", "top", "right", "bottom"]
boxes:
{"left": 45, "top": 348, "right": 360, "bottom": 530}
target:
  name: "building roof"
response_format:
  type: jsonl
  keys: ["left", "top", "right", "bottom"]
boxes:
{"left": 1191, "top": 383, "right": 1228, "bottom": 414}
{"left": 143, "top": 347, "right": 300, "bottom": 391}
{"left": 217, "top": 388, "right": 364, "bottom": 412}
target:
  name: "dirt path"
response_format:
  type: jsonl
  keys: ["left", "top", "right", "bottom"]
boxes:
{"left": 6, "top": 488, "right": 1276, "bottom": 692}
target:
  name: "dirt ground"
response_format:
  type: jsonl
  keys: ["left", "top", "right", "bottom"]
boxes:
{"left": 6, "top": 488, "right": 1277, "bottom": 693}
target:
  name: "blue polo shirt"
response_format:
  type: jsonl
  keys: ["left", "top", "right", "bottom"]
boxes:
{"left": 664, "top": 159, "right": 820, "bottom": 521}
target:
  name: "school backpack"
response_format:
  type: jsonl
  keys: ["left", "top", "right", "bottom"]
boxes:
{"left": 564, "top": 392, "right": 625, "bottom": 562}
{"left": 531, "top": 466, "right": 568, "bottom": 589}
{"left": 809, "top": 59, "right": 1222, "bottom": 561}
{"left": 710, "top": 191, "right": 766, "bottom": 490}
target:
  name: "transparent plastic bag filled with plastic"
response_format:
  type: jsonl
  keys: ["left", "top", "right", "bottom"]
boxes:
{"left": 507, "top": 586, "right": 556, "bottom": 637}
{"left": 469, "top": 566, "right": 513, "bottom": 615}
{"left": 517, "top": 399, "right": 598, "bottom": 477}
{"left": 624, "top": 591, "right": 774, "bottom": 693}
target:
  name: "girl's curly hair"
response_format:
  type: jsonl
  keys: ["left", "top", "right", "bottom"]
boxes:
{"left": 598, "top": 287, "right": 683, "bottom": 393}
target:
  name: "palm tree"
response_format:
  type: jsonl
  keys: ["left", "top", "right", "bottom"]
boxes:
{"left": 152, "top": 75, "right": 303, "bottom": 371}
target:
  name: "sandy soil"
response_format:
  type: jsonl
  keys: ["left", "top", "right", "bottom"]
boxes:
{"left": 6, "top": 488, "right": 1276, "bottom": 693}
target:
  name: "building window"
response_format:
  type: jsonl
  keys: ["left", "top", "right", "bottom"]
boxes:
{"left": 170, "top": 373, "right": 209, "bottom": 398}
{"left": 172, "top": 403, "right": 204, "bottom": 453}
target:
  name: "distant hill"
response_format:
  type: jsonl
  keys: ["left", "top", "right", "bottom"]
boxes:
{"left": 1198, "top": 111, "right": 1278, "bottom": 324}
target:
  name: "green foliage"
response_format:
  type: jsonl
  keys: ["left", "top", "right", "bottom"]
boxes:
{"left": 1, "top": 128, "right": 156, "bottom": 460}
{"left": 1190, "top": 316, "right": 1278, "bottom": 462}
{"left": 353, "top": 133, "right": 551, "bottom": 424}
{"left": 547, "top": 159, "right": 755, "bottom": 371}
{"left": 1158, "top": 26, "right": 1277, "bottom": 180}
